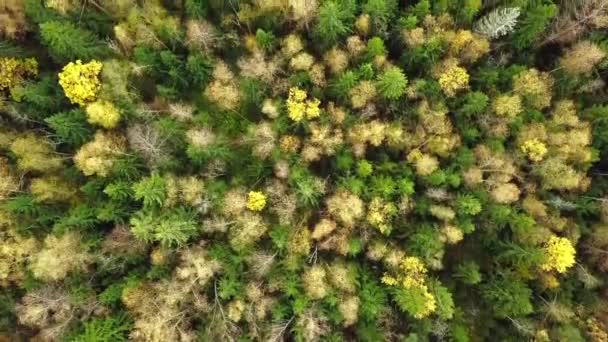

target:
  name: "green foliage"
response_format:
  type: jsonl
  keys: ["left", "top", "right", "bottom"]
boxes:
{"left": 0, "top": 41, "right": 24, "bottom": 57}
{"left": 39, "top": 21, "right": 108, "bottom": 63}
{"left": 186, "top": 53, "right": 213, "bottom": 87}
{"left": 132, "top": 173, "right": 166, "bottom": 208}
{"left": 407, "top": 225, "right": 444, "bottom": 263}
{"left": 511, "top": 3, "right": 557, "bottom": 49}
{"left": 16, "top": 76, "right": 65, "bottom": 119}
{"left": 428, "top": 280, "right": 455, "bottom": 320}
{"left": 314, "top": 0, "right": 357, "bottom": 47}
{"left": 481, "top": 273, "right": 533, "bottom": 318}
{"left": 130, "top": 208, "right": 198, "bottom": 247}
{"left": 362, "top": 0, "right": 398, "bottom": 34}
{"left": 358, "top": 270, "right": 387, "bottom": 321}
{"left": 185, "top": 0, "right": 209, "bottom": 18}
{"left": 376, "top": 67, "right": 408, "bottom": 100}
{"left": 366, "top": 37, "right": 386, "bottom": 60}
{"left": 454, "top": 261, "right": 482, "bottom": 285}
{"left": 23, "top": 0, "right": 62, "bottom": 24}
{"left": 255, "top": 29, "right": 276, "bottom": 53}
{"left": 457, "top": 91, "right": 488, "bottom": 118}
{"left": 551, "top": 324, "right": 584, "bottom": 342}
{"left": 0, "top": 291, "right": 17, "bottom": 332}
{"left": 456, "top": 194, "right": 482, "bottom": 216}
{"left": 330, "top": 70, "right": 359, "bottom": 100}
{"left": 459, "top": 0, "right": 481, "bottom": 24}
{"left": 411, "top": 0, "right": 431, "bottom": 19}
{"left": 45, "top": 109, "right": 94, "bottom": 146}
{"left": 356, "top": 160, "right": 373, "bottom": 178}
{"left": 53, "top": 205, "right": 99, "bottom": 234}
{"left": 391, "top": 285, "right": 433, "bottom": 318}
{"left": 70, "top": 314, "right": 131, "bottom": 342}
{"left": 288, "top": 165, "right": 324, "bottom": 208}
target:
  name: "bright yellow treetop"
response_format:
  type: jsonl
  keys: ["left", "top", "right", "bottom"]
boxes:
{"left": 287, "top": 87, "right": 321, "bottom": 122}
{"left": 58, "top": 59, "right": 103, "bottom": 106}
{"left": 541, "top": 236, "right": 576, "bottom": 274}
{"left": 246, "top": 191, "right": 266, "bottom": 211}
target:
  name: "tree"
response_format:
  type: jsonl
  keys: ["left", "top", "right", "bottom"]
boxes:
{"left": 474, "top": 7, "right": 520, "bottom": 39}
{"left": 39, "top": 21, "right": 108, "bottom": 63}
{"left": 376, "top": 66, "right": 408, "bottom": 100}
{"left": 130, "top": 208, "right": 198, "bottom": 247}
{"left": 313, "top": 0, "right": 356, "bottom": 47}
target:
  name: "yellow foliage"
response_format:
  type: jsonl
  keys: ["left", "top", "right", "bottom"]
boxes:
{"left": 287, "top": 87, "right": 321, "bottom": 122}
{"left": 540, "top": 236, "right": 576, "bottom": 274}
{"left": 448, "top": 30, "right": 490, "bottom": 63}
{"left": 367, "top": 197, "right": 396, "bottom": 234}
{"left": 30, "top": 232, "right": 92, "bottom": 281}
{"left": 0, "top": 57, "right": 37, "bottom": 100}
{"left": 338, "top": 296, "right": 360, "bottom": 326}
{"left": 204, "top": 79, "right": 240, "bottom": 111}
{"left": 493, "top": 94, "right": 522, "bottom": 118}
{"left": 355, "top": 14, "right": 370, "bottom": 35}
{"left": 559, "top": 41, "right": 606, "bottom": 75}
{"left": 85, "top": 100, "right": 121, "bottom": 128}
{"left": 227, "top": 299, "right": 245, "bottom": 322}
{"left": 58, "top": 60, "right": 103, "bottom": 106}
{"left": 281, "top": 34, "right": 304, "bottom": 57}
{"left": 45, "top": 0, "right": 78, "bottom": 14}
{"left": 429, "top": 205, "right": 455, "bottom": 221}
{"left": 246, "top": 191, "right": 267, "bottom": 211}
{"left": 490, "top": 183, "right": 521, "bottom": 204}
{"left": 324, "top": 47, "right": 349, "bottom": 74}
{"left": 408, "top": 150, "right": 439, "bottom": 176}
{"left": 30, "top": 176, "right": 77, "bottom": 203}
{"left": 513, "top": 68, "right": 553, "bottom": 110}
{"left": 303, "top": 265, "right": 329, "bottom": 299}
{"left": 74, "top": 131, "right": 126, "bottom": 177}
{"left": 349, "top": 80, "right": 377, "bottom": 108}
{"left": 10, "top": 135, "right": 63, "bottom": 173}
{"left": 279, "top": 135, "right": 301, "bottom": 153}
{"left": 438, "top": 61, "right": 469, "bottom": 97}
{"left": 382, "top": 256, "right": 437, "bottom": 319}
{"left": 441, "top": 224, "right": 464, "bottom": 244}
{"left": 312, "top": 218, "right": 337, "bottom": 240}
{"left": 0, "top": 229, "right": 38, "bottom": 287}
{"left": 0, "top": 158, "right": 18, "bottom": 200}
{"left": 288, "top": 227, "right": 312, "bottom": 256}
{"left": 230, "top": 212, "right": 268, "bottom": 250}
{"left": 290, "top": 52, "right": 315, "bottom": 70}
{"left": 521, "top": 138, "right": 548, "bottom": 162}
{"left": 326, "top": 190, "right": 365, "bottom": 228}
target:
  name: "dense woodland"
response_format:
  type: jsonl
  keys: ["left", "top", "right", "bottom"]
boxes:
{"left": 2, "top": 0, "right": 608, "bottom": 341}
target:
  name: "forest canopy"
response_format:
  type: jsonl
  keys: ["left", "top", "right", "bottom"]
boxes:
{"left": 2, "top": 0, "right": 608, "bottom": 341}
